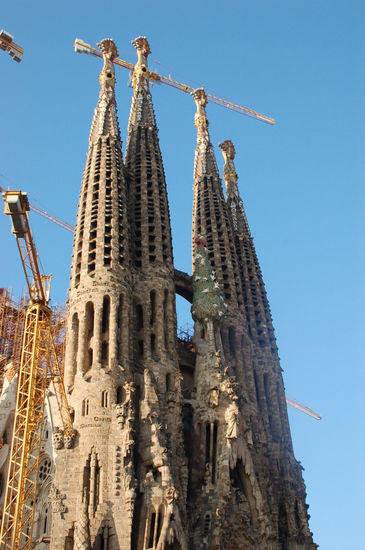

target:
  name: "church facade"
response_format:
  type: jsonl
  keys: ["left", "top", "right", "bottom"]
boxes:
{"left": 47, "top": 37, "right": 317, "bottom": 550}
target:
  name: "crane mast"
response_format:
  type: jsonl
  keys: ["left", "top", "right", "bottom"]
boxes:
{"left": 0, "top": 191, "right": 75, "bottom": 550}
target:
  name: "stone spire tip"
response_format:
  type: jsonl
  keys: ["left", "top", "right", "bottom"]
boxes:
{"left": 131, "top": 36, "right": 151, "bottom": 57}
{"left": 130, "top": 36, "right": 152, "bottom": 91}
{"left": 97, "top": 38, "right": 118, "bottom": 61}
{"left": 219, "top": 139, "right": 236, "bottom": 160}
{"left": 219, "top": 139, "right": 239, "bottom": 195}
{"left": 96, "top": 39, "right": 118, "bottom": 93}
{"left": 191, "top": 87, "right": 208, "bottom": 106}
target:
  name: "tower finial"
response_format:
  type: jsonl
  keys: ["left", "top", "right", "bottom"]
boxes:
{"left": 131, "top": 36, "right": 151, "bottom": 90}
{"left": 219, "top": 139, "right": 239, "bottom": 197}
{"left": 191, "top": 88, "right": 210, "bottom": 145}
{"left": 97, "top": 38, "right": 118, "bottom": 93}
{"left": 191, "top": 88, "right": 219, "bottom": 180}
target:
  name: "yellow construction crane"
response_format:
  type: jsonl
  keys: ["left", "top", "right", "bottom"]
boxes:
{"left": 0, "top": 30, "right": 23, "bottom": 63}
{"left": 74, "top": 38, "right": 275, "bottom": 125}
{"left": 0, "top": 191, "right": 75, "bottom": 550}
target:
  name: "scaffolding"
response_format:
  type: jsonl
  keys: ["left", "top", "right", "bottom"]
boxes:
{"left": 0, "top": 289, "right": 67, "bottom": 394}
{"left": 0, "top": 290, "right": 26, "bottom": 392}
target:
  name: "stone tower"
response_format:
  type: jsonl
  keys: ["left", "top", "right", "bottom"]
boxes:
{"left": 50, "top": 37, "right": 316, "bottom": 550}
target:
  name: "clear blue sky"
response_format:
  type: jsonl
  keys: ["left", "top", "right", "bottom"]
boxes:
{"left": 1, "top": 2, "right": 364, "bottom": 548}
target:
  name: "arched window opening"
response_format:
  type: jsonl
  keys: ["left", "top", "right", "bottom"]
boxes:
{"left": 156, "top": 510, "right": 163, "bottom": 545}
{"left": 116, "top": 386, "right": 125, "bottom": 404}
{"left": 229, "top": 326, "right": 236, "bottom": 358}
{"left": 220, "top": 328, "right": 229, "bottom": 357}
{"left": 135, "top": 301, "right": 144, "bottom": 360}
{"left": 71, "top": 313, "right": 79, "bottom": 366}
{"left": 150, "top": 333, "right": 156, "bottom": 354}
{"left": 205, "top": 423, "right": 211, "bottom": 466}
{"left": 84, "top": 302, "right": 94, "bottom": 373}
{"left": 117, "top": 294, "right": 123, "bottom": 330}
{"left": 85, "top": 302, "right": 94, "bottom": 339}
{"left": 93, "top": 525, "right": 110, "bottom": 550}
{"left": 253, "top": 371, "right": 261, "bottom": 407}
{"left": 180, "top": 365, "right": 194, "bottom": 400}
{"left": 212, "top": 422, "right": 218, "bottom": 483}
{"left": 276, "top": 382, "right": 285, "bottom": 419}
{"left": 42, "top": 504, "right": 50, "bottom": 535}
{"left": 263, "top": 373, "right": 270, "bottom": 406}
{"left": 163, "top": 289, "right": 168, "bottom": 350}
{"left": 64, "top": 526, "right": 75, "bottom": 550}
{"left": 205, "top": 422, "right": 218, "bottom": 484}
{"left": 93, "top": 534, "right": 103, "bottom": 550}
{"left": 278, "top": 502, "right": 289, "bottom": 550}
{"left": 102, "top": 296, "right": 110, "bottom": 334}
{"left": 230, "top": 459, "right": 258, "bottom": 526}
{"left": 150, "top": 291, "right": 156, "bottom": 326}
{"left": 166, "top": 373, "right": 173, "bottom": 392}
{"left": 101, "top": 341, "right": 109, "bottom": 364}
{"left": 136, "top": 304, "right": 143, "bottom": 331}
{"left": 148, "top": 512, "right": 156, "bottom": 549}
{"left": 138, "top": 340, "right": 144, "bottom": 359}
{"left": 117, "top": 294, "right": 123, "bottom": 359}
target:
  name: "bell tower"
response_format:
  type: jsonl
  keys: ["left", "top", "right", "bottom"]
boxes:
{"left": 51, "top": 38, "right": 135, "bottom": 549}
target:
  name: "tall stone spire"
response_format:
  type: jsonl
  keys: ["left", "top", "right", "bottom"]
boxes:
{"left": 51, "top": 39, "right": 136, "bottom": 549}
{"left": 217, "top": 140, "right": 317, "bottom": 550}
{"left": 219, "top": 139, "right": 291, "bottom": 445}
{"left": 191, "top": 89, "right": 242, "bottom": 312}
{"left": 125, "top": 36, "right": 173, "bottom": 270}
{"left": 219, "top": 139, "right": 276, "bottom": 350}
{"left": 124, "top": 36, "right": 188, "bottom": 550}
{"left": 68, "top": 38, "right": 130, "bottom": 297}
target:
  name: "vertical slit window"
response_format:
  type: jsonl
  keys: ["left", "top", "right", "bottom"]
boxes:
{"left": 101, "top": 391, "right": 109, "bottom": 408}
{"left": 254, "top": 371, "right": 261, "bottom": 407}
{"left": 117, "top": 294, "right": 123, "bottom": 358}
{"left": 212, "top": 421, "right": 218, "bottom": 483}
{"left": 71, "top": 313, "right": 79, "bottom": 366}
{"left": 82, "top": 399, "right": 89, "bottom": 416}
{"left": 102, "top": 296, "right": 110, "bottom": 333}
{"left": 136, "top": 304, "right": 143, "bottom": 331}
{"left": 116, "top": 386, "right": 124, "bottom": 404}
{"left": 101, "top": 342, "right": 108, "bottom": 364}
{"left": 150, "top": 290, "right": 156, "bottom": 325}
{"left": 163, "top": 290, "right": 168, "bottom": 350}
{"left": 229, "top": 326, "right": 236, "bottom": 358}
{"left": 205, "top": 423, "right": 211, "bottom": 466}
{"left": 150, "top": 333, "right": 156, "bottom": 354}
